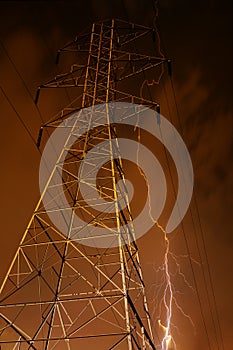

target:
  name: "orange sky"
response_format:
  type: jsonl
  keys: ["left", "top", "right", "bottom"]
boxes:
{"left": 0, "top": 1, "right": 232, "bottom": 349}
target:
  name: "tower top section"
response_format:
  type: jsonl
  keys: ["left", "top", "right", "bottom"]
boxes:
{"left": 35, "top": 18, "right": 168, "bottom": 123}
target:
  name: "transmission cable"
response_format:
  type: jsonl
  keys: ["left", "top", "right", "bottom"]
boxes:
{"left": 0, "top": 39, "right": 45, "bottom": 125}
{"left": 120, "top": 0, "right": 214, "bottom": 348}
{"left": 28, "top": 5, "right": 72, "bottom": 105}
{"left": 152, "top": 1, "right": 224, "bottom": 348}
{"left": 167, "top": 54, "right": 225, "bottom": 350}
{"left": 0, "top": 86, "right": 41, "bottom": 154}
{"left": 150, "top": 2, "right": 213, "bottom": 348}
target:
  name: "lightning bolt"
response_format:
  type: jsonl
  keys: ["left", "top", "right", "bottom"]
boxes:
{"left": 154, "top": 224, "right": 198, "bottom": 349}
{"left": 156, "top": 223, "right": 175, "bottom": 350}
{"left": 134, "top": 120, "right": 175, "bottom": 349}
{"left": 158, "top": 320, "right": 172, "bottom": 349}
{"left": 135, "top": 2, "right": 196, "bottom": 347}
{"left": 134, "top": 122, "right": 197, "bottom": 349}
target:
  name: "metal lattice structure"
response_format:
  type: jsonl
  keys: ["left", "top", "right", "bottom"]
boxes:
{"left": 0, "top": 19, "right": 167, "bottom": 349}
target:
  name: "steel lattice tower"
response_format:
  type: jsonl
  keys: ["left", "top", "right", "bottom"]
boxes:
{"left": 0, "top": 19, "right": 167, "bottom": 349}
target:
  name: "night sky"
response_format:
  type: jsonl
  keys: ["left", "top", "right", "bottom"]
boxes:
{"left": 0, "top": 1, "right": 232, "bottom": 349}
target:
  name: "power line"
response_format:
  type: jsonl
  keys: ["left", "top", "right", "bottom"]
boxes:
{"left": 167, "top": 73, "right": 225, "bottom": 350}
{"left": 0, "top": 38, "right": 45, "bottom": 125}
{"left": 149, "top": 1, "right": 225, "bottom": 348}
{"left": 194, "top": 191, "right": 225, "bottom": 350}
{"left": 0, "top": 34, "right": 51, "bottom": 149}
{"left": 28, "top": 5, "right": 72, "bottom": 104}
{"left": 0, "top": 86, "right": 41, "bottom": 154}
{"left": 148, "top": 1, "right": 216, "bottom": 349}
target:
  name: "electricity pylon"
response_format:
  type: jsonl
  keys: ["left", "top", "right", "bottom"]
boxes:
{"left": 0, "top": 19, "right": 167, "bottom": 349}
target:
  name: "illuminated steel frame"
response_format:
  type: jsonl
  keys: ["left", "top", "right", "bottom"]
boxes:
{"left": 0, "top": 19, "right": 167, "bottom": 349}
